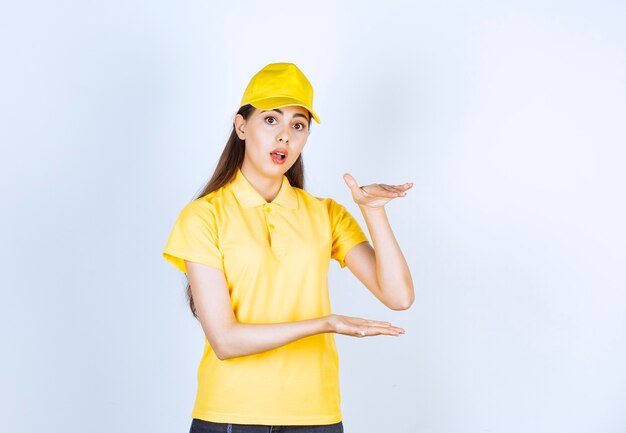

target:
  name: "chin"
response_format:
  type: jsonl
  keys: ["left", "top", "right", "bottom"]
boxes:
{"left": 245, "top": 156, "right": 293, "bottom": 179}
{"left": 257, "top": 163, "right": 290, "bottom": 179}
{"left": 270, "top": 160, "right": 294, "bottom": 173}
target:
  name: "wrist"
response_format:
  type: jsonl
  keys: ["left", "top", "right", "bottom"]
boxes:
{"left": 358, "top": 204, "right": 386, "bottom": 215}
{"left": 323, "top": 314, "right": 336, "bottom": 333}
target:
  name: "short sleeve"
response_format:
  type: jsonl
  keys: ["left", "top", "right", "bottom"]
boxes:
{"left": 325, "top": 198, "right": 370, "bottom": 268}
{"left": 162, "top": 200, "right": 224, "bottom": 274}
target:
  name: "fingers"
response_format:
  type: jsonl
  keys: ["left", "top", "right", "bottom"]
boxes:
{"left": 331, "top": 315, "right": 405, "bottom": 338}
{"left": 353, "top": 319, "right": 405, "bottom": 337}
{"left": 374, "top": 184, "right": 400, "bottom": 198}
{"left": 380, "top": 182, "right": 414, "bottom": 197}
{"left": 361, "top": 182, "right": 414, "bottom": 199}
{"left": 355, "top": 325, "right": 404, "bottom": 337}
{"left": 343, "top": 172, "right": 414, "bottom": 201}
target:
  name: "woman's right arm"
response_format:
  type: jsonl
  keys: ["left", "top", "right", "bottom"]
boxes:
{"left": 185, "top": 260, "right": 405, "bottom": 360}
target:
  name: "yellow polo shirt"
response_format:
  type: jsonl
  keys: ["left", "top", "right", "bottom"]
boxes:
{"left": 162, "top": 168, "right": 369, "bottom": 425}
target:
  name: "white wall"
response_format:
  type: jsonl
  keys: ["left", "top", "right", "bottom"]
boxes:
{"left": 1, "top": 1, "right": 625, "bottom": 432}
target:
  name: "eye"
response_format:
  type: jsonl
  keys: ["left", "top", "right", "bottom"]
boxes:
{"left": 265, "top": 116, "right": 277, "bottom": 125}
{"left": 293, "top": 122, "right": 307, "bottom": 131}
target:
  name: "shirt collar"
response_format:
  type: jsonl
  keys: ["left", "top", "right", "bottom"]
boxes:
{"left": 230, "top": 168, "right": 299, "bottom": 209}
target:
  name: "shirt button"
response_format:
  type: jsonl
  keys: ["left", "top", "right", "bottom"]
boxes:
{"left": 269, "top": 224, "right": 275, "bottom": 229}
{"left": 265, "top": 207, "right": 271, "bottom": 213}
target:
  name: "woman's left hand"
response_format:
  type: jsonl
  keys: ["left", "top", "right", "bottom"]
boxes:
{"left": 343, "top": 173, "right": 413, "bottom": 208}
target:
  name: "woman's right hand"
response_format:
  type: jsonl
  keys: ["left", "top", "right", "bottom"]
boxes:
{"left": 327, "top": 314, "right": 405, "bottom": 337}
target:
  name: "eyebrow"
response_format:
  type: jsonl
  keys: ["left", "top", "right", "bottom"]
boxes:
{"left": 261, "top": 108, "right": 310, "bottom": 123}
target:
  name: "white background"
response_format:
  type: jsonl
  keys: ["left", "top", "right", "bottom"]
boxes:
{"left": 1, "top": 1, "right": 625, "bottom": 432}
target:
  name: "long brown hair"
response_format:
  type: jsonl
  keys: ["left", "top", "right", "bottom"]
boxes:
{"left": 185, "top": 103, "right": 311, "bottom": 318}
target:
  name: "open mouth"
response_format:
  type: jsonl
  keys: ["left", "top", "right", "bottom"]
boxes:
{"left": 270, "top": 151, "right": 286, "bottom": 160}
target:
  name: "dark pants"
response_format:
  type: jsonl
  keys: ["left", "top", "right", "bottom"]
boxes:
{"left": 189, "top": 418, "right": 344, "bottom": 433}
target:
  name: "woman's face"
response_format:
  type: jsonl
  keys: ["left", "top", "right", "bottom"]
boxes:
{"left": 235, "top": 105, "right": 311, "bottom": 179}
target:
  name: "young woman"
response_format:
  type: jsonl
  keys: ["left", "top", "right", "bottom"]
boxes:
{"left": 163, "top": 63, "right": 414, "bottom": 433}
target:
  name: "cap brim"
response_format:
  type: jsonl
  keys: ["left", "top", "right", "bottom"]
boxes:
{"left": 247, "top": 96, "right": 321, "bottom": 124}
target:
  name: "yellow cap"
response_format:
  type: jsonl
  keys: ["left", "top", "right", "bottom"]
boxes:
{"left": 240, "top": 62, "right": 321, "bottom": 124}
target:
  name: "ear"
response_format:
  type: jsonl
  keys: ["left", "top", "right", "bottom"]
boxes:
{"left": 233, "top": 114, "right": 246, "bottom": 140}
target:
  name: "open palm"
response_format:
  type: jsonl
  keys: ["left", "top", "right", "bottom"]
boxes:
{"left": 343, "top": 173, "right": 413, "bottom": 208}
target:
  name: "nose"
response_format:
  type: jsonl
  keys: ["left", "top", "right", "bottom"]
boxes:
{"left": 277, "top": 125, "right": 291, "bottom": 144}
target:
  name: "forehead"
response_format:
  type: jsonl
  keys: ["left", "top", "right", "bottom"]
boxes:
{"left": 259, "top": 106, "right": 310, "bottom": 118}
{"left": 281, "top": 105, "right": 309, "bottom": 115}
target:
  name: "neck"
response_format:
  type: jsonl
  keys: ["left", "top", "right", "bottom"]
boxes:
{"left": 240, "top": 164, "right": 283, "bottom": 202}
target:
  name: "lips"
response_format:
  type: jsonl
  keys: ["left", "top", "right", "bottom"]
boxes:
{"left": 270, "top": 148, "right": 288, "bottom": 161}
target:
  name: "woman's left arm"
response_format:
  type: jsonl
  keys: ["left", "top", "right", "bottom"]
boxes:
{"left": 342, "top": 173, "right": 415, "bottom": 311}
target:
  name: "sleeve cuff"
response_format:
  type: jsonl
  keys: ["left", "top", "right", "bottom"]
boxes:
{"left": 162, "top": 249, "right": 224, "bottom": 274}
